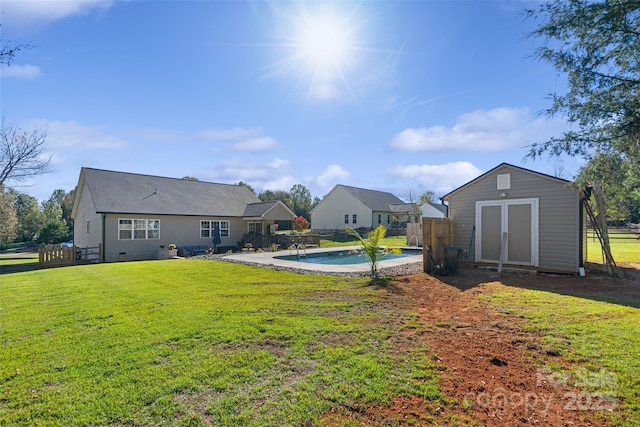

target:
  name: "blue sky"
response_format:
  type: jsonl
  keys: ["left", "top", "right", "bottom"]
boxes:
{"left": 1, "top": 0, "right": 580, "bottom": 204}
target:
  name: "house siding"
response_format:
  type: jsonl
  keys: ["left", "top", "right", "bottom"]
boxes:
{"left": 257, "top": 204, "right": 295, "bottom": 222}
{"left": 447, "top": 165, "right": 580, "bottom": 273}
{"left": 372, "top": 211, "right": 391, "bottom": 227}
{"left": 70, "top": 168, "right": 299, "bottom": 263}
{"left": 73, "top": 179, "right": 103, "bottom": 249}
{"left": 311, "top": 187, "right": 373, "bottom": 231}
{"left": 421, "top": 203, "right": 447, "bottom": 218}
{"left": 102, "top": 215, "right": 246, "bottom": 262}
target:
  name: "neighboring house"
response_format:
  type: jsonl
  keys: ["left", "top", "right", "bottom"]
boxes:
{"left": 420, "top": 202, "right": 447, "bottom": 218}
{"left": 310, "top": 184, "right": 418, "bottom": 232}
{"left": 407, "top": 202, "right": 447, "bottom": 247}
{"left": 441, "top": 163, "right": 586, "bottom": 274}
{"left": 71, "top": 168, "right": 296, "bottom": 262}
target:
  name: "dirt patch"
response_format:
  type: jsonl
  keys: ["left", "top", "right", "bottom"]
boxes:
{"left": 355, "top": 263, "right": 639, "bottom": 426}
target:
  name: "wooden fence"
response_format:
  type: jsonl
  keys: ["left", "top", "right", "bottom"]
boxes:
{"left": 39, "top": 245, "right": 76, "bottom": 269}
{"left": 587, "top": 225, "right": 640, "bottom": 241}
{"left": 38, "top": 244, "right": 102, "bottom": 269}
{"left": 77, "top": 245, "right": 102, "bottom": 264}
{"left": 422, "top": 218, "right": 454, "bottom": 273}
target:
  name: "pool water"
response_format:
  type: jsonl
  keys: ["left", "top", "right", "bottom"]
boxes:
{"left": 274, "top": 248, "right": 422, "bottom": 265}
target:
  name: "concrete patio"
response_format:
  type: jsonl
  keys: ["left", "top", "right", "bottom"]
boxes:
{"left": 224, "top": 246, "right": 423, "bottom": 274}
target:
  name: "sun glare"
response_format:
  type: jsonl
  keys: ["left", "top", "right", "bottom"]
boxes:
{"left": 297, "top": 16, "right": 350, "bottom": 75}
{"left": 271, "top": 4, "right": 362, "bottom": 101}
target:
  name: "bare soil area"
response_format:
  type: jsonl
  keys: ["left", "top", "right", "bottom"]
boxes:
{"left": 357, "top": 262, "right": 640, "bottom": 426}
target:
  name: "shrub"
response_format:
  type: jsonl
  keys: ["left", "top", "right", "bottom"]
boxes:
{"left": 293, "top": 216, "right": 310, "bottom": 232}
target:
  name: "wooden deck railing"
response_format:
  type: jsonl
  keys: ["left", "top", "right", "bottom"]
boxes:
{"left": 38, "top": 245, "right": 76, "bottom": 269}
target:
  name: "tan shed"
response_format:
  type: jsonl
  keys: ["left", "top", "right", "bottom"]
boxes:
{"left": 441, "top": 163, "right": 587, "bottom": 274}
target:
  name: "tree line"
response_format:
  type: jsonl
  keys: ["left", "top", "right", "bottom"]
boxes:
{"left": 0, "top": 176, "right": 441, "bottom": 249}
{"left": 0, "top": 187, "right": 74, "bottom": 247}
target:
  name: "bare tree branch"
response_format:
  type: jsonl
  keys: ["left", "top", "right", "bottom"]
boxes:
{"left": 0, "top": 40, "right": 33, "bottom": 67}
{"left": 0, "top": 120, "right": 53, "bottom": 187}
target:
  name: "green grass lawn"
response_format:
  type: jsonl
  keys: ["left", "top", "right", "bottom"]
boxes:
{"left": 485, "top": 287, "right": 640, "bottom": 426}
{"left": 0, "top": 260, "right": 443, "bottom": 426}
{"left": 3, "top": 250, "right": 639, "bottom": 425}
{"left": 587, "top": 237, "right": 640, "bottom": 263}
{"left": 0, "top": 254, "right": 39, "bottom": 275}
{"left": 0, "top": 254, "right": 38, "bottom": 266}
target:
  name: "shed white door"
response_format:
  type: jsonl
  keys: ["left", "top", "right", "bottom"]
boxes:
{"left": 475, "top": 198, "right": 539, "bottom": 266}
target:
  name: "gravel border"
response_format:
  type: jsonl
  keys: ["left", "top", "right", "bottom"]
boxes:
{"left": 191, "top": 253, "right": 424, "bottom": 277}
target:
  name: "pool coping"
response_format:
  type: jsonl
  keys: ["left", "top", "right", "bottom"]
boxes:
{"left": 223, "top": 245, "right": 423, "bottom": 274}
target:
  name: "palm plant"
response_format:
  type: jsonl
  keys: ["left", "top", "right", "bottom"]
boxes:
{"left": 346, "top": 225, "right": 400, "bottom": 278}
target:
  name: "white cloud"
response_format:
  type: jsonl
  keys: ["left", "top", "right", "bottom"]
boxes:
{"left": 210, "top": 160, "right": 270, "bottom": 181}
{"left": 196, "top": 127, "right": 278, "bottom": 152}
{"left": 133, "top": 127, "right": 185, "bottom": 143}
{"left": 0, "top": 64, "right": 41, "bottom": 79}
{"left": 229, "top": 137, "right": 278, "bottom": 152}
{"left": 316, "top": 164, "right": 350, "bottom": 189}
{"left": 263, "top": 175, "right": 297, "bottom": 191}
{"left": 1, "top": 0, "right": 113, "bottom": 29}
{"left": 388, "top": 107, "right": 568, "bottom": 152}
{"left": 204, "top": 158, "right": 293, "bottom": 190}
{"left": 43, "top": 120, "right": 127, "bottom": 149}
{"left": 387, "top": 161, "right": 482, "bottom": 196}
{"left": 196, "top": 127, "right": 263, "bottom": 140}
{"left": 267, "top": 158, "right": 290, "bottom": 169}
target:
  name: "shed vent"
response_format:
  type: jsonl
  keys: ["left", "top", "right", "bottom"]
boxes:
{"left": 497, "top": 173, "right": 511, "bottom": 190}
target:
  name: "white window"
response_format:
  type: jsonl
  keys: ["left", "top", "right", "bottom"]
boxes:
{"left": 86, "top": 219, "right": 90, "bottom": 235}
{"left": 200, "top": 220, "right": 230, "bottom": 238}
{"left": 344, "top": 214, "right": 349, "bottom": 224}
{"left": 119, "top": 219, "right": 160, "bottom": 240}
{"left": 119, "top": 219, "right": 132, "bottom": 240}
{"left": 352, "top": 214, "right": 357, "bottom": 224}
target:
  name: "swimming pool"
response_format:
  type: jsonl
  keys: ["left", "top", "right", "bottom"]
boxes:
{"left": 274, "top": 248, "right": 422, "bottom": 265}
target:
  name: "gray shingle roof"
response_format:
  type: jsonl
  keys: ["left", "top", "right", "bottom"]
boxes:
{"left": 80, "top": 167, "right": 260, "bottom": 216}
{"left": 242, "top": 201, "right": 279, "bottom": 217}
{"left": 389, "top": 203, "right": 417, "bottom": 214}
{"left": 338, "top": 185, "right": 408, "bottom": 211}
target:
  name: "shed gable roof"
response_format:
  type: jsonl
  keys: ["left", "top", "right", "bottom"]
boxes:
{"left": 442, "top": 163, "right": 571, "bottom": 200}
{"left": 79, "top": 167, "right": 260, "bottom": 216}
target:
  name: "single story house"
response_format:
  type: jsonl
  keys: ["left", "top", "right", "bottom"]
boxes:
{"left": 441, "top": 163, "right": 586, "bottom": 274}
{"left": 310, "top": 184, "right": 418, "bottom": 232}
{"left": 71, "top": 167, "right": 296, "bottom": 262}
{"left": 420, "top": 202, "right": 447, "bottom": 218}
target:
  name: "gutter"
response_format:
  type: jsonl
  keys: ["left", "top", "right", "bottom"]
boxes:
{"left": 102, "top": 214, "right": 106, "bottom": 263}
{"left": 440, "top": 197, "right": 449, "bottom": 217}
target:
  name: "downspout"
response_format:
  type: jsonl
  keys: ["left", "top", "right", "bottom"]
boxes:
{"left": 102, "top": 214, "right": 106, "bottom": 263}
{"left": 440, "top": 197, "right": 449, "bottom": 217}
{"left": 578, "top": 186, "right": 593, "bottom": 268}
